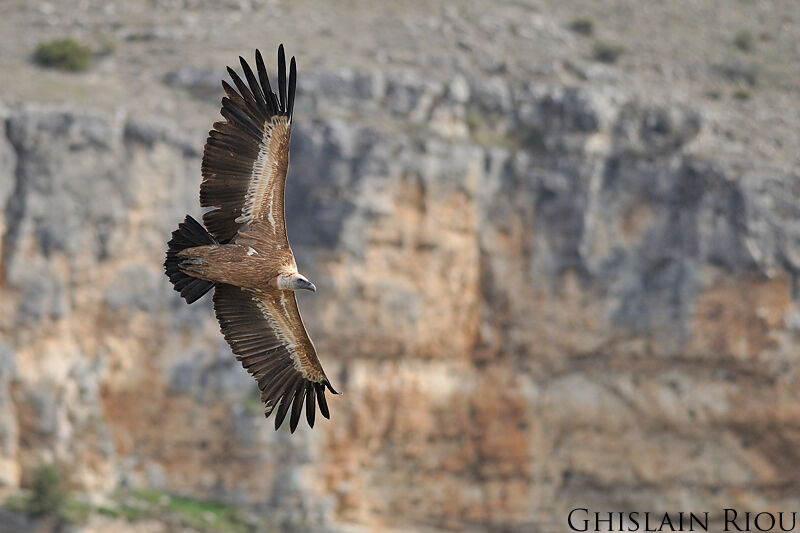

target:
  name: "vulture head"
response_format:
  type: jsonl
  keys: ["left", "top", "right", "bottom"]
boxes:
{"left": 277, "top": 272, "right": 316, "bottom": 292}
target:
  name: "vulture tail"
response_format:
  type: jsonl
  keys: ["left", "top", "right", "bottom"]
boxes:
{"left": 165, "top": 215, "right": 217, "bottom": 304}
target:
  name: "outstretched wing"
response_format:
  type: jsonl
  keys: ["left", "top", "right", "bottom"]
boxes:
{"left": 200, "top": 45, "right": 298, "bottom": 248}
{"left": 213, "top": 284, "right": 337, "bottom": 432}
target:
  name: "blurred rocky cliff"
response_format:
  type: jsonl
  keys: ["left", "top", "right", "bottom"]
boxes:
{"left": 1, "top": 1, "right": 800, "bottom": 532}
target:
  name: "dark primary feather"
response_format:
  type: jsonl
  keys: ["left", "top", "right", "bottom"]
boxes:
{"left": 240, "top": 56, "right": 267, "bottom": 114}
{"left": 278, "top": 44, "right": 287, "bottom": 113}
{"left": 289, "top": 383, "right": 306, "bottom": 433}
{"left": 226, "top": 66, "right": 263, "bottom": 121}
{"left": 316, "top": 383, "right": 330, "bottom": 419}
{"left": 288, "top": 57, "right": 297, "bottom": 120}
{"left": 273, "top": 379, "right": 297, "bottom": 430}
{"left": 305, "top": 385, "right": 316, "bottom": 427}
{"left": 255, "top": 49, "right": 278, "bottom": 114}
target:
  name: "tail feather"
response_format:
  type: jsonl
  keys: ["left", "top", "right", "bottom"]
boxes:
{"left": 165, "top": 215, "right": 217, "bottom": 304}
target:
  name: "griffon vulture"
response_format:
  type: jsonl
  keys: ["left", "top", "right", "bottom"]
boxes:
{"left": 164, "top": 45, "right": 337, "bottom": 433}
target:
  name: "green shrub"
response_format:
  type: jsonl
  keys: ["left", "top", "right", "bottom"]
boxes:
{"left": 519, "top": 125, "right": 546, "bottom": 152}
{"left": 712, "top": 62, "right": 758, "bottom": 86}
{"left": 592, "top": 41, "right": 625, "bottom": 64}
{"left": 569, "top": 17, "right": 594, "bottom": 36}
{"left": 33, "top": 38, "right": 91, "bottom": 72}
{"left": 25, "top": 464, "right": 67, "bottom": 517}
{"left": 733, "top": 30, "right": 754, "bottom": 52}
{"left": 733, "top": 88, "right": 752, "bottom": 100}
{"left": 464, "top": 111, "right": 518, "bottom": 150}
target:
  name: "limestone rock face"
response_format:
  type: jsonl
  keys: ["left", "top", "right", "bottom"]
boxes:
{"left": 0, "top": 67, "right": 799, "bottom": 532}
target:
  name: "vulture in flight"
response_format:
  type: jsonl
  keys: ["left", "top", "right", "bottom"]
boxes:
{"left": 164, "top": 45, "right": 337, "bottom": 433}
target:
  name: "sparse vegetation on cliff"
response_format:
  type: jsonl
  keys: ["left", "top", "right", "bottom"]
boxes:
{"left": 733, "top": 29, "right": 755, "bottom": 52}
{"left": 25, "top": 464, "right": 65, "bottom": 517}
{"left": 1, "top": 464, "right": 92, "bottom": 524}
{"left": 33, "top": 38, "right": 91, "bottom": 72}
{"left": 592, "top": 41, "right": 625, "bottom": 63}
{"left": 100, "top": 490, "right": 254, "bottom": 532}
{"left": 4, "top": 484, "right": 262, "bottom": 532}
{"left": 569, "top": 16, "right": 594, "bottom": 36}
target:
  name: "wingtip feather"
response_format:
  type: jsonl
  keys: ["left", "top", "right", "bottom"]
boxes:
{"left": 306, "top": 385, "right": 316, "bottom": 428}
{"left": 274, "top": 394, "right": 292, "bottom": 430}
{"left": 287, "top": 56, "right": 297, "bottom": 120}
{"left": 277, "top": 44, "right": 287, "bottom": 113}
{"left": 289, "top": 383, "right": 306, "bottom": 433}
{"left": 316, "top": 383, "right": 330, "bottom": 420}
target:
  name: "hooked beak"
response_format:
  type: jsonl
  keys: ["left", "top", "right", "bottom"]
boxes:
{"left": 302, "top": 280, "right": 316, "bottom": 292}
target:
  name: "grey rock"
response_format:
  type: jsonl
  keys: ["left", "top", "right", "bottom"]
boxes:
{"left": 472, "top": 75, "right": 512, "bottom": 112}
{"left": 448, "top": 75, "right": 470, "bottom": 104}
{"left": 124, "top": 118, "right": 201, "bottom": 156}
{"left": 103, "top": 265, "right": 165, "bottom": 311}
{"left": 301, "top": 70, "right": 386, "bottom": 105}
{"left": 163, "top": 66, "right": 223, "bottom": 100}
{"left": 0, "top": 116, "right": 16, "bottom": 214}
